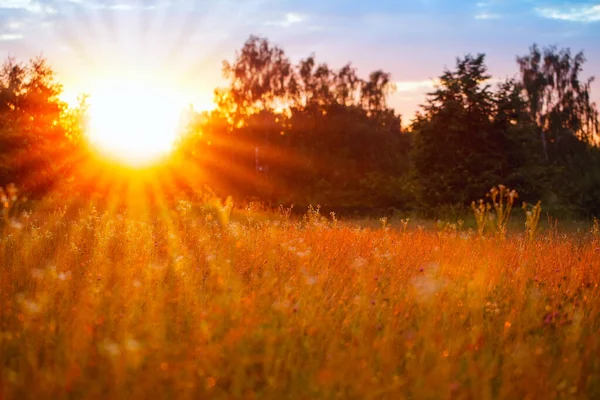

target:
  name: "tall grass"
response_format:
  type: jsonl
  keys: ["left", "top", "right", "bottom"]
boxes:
{"left": 1, "top": 201, "right": 599, "bottom": 399}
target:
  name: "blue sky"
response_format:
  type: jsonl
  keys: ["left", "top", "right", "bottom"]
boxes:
{"left": 0, "top": 0, "right": 599, "bottom": 121}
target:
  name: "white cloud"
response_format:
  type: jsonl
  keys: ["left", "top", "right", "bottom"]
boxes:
{"left": 394, "top": 79, "right": 438, "bottom": 92}
{"left": 394, "top": 77, "right": 502, "bottom": 94}
{"left": 5, "top": 21, "right": 24, "bottom": 30}
{"left": 536, "top": 4, "right": 600, "bottom": 22}
{"left": 0, "top": 0, "right": 56, "bottom": 15}
{"left": 0, "top": 33, "right": 23, "bottom": 41}
{"left": 265, "top": 12, "right": 305, "bottom": 27}
{"left": 475, "top": 12, "right": 501, "bottom": 20}
{"left": 1, "top": 0, "right": 32, "bottom": 9}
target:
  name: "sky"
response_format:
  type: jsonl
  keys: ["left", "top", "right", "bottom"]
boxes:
{"left": 0, "top": 0, "right": 599, "bottom": 122}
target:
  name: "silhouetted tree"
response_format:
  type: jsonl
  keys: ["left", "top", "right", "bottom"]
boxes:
{"left": 180, "top": 35, "right": 412, "bottom": 211}
{"left": 517, "top": 45, "right": 599, "bottom": 161}
{"left": 4, "top": 38, "right": 597, "bottom": 217}
{"left": 0, "top": 57, "right": 84, "bottom": 194}
{"left": 411, "top": 54, "right": 503, "bottom": 209}
{"left": 515, "top": 45, "right": 600, "bottom": 216}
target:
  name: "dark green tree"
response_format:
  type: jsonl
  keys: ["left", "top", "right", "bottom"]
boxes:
{"left": 411, "top": 54, "right": 503, "bottom": 210}
{"left": 517, "top": 45, "right": 600, "bottom": 216}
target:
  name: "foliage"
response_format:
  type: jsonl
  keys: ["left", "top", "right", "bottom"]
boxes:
{"left": 177, "top": 36, "right": 412, "bottom": 212}
{"left": 0, "top": 183, "right": 24, "bottom": 228}
{"left": 517, "top": 45, "right": 599, "bottom": 158}
{"left": 1, "top": 38, "right": 600, "bottom": 217}
{"left": 0, "top": 57, "right": 86, "bottom": 195}
{"left": 515, "top": 45, "right": 600, "bottom": 216}
{"left": 412, "top": 54, "right": 494, "bottom": 208}
{"left": 409, "top": 45, "right": 598, "bottom": 217}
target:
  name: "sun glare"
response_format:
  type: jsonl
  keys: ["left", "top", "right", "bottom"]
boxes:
{"left": 86, "top": 77, "right": 186, "bottom": 165}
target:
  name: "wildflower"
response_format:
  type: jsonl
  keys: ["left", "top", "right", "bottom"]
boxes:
{"left": 100, "top": 340, "right": 120, "bottom": 357}
{"left": 57, "top": 271, "right": 72, "bottom": 281}
{"left": 351, "top": 257, "right": 367, "bottom": 269}
{"left": 535, "top": 347, "right": 543, "bottom": 355}
{"left": 296, "top": 250, "right": 311, "bottom": 258}
{"left": 484, "top": 302, "right": 500, "bottom": 314}
{"left": 125, "top": 338, "right": 141, "bottom": 352}
{"left": 23, "top": 300, "right": 41, "bottom": 314}
{"left": 305, "top": 276, "right": 317, "bottom": 285}
{"left": 449, "top": 382, "right": 460, "bottom": 392}
{"left": 412, "top": 275, "right": 441, "bottom": 301}
{"left": 10, "top": 220, "right": 23, "bottom": 229}
{"left": 206, "top": 377, "right": 216, "bottom": 389}
{"left": 544, "top": 311, "right": 560, "bottom": 325}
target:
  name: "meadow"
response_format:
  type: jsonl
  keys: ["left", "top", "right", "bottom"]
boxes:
{"left": 1, "top": 193, "right": 600, "bottom": 399}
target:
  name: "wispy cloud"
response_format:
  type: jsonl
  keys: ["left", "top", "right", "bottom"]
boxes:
{"left": 395, "top": 79, "right": 438, "bottom": 92}
{"left": 0, "top": 33, "right": 23, "bottom": 41}
{"left": 472, "top": 0, "right": 503, "bottom": 21}
{"left": 265, "top": 12, "right": 305, "bottom": 27}
{"left": 1, "top": 0, "right": 57, "bottom": 15}
{"left": 475, "top": 12, "right": 501, "bottom": 20}
{"left": 395, "top": 76, "right": 503, "bottom": 94}
{"left": 536, "top": 4, "right": 600, "bottom": 22}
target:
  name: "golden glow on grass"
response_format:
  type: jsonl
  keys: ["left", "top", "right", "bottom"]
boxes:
{"left": 85, "top": 77, "right": 186, "bottom": 165}
{"left": 1, "top": 205, "right": 600, "bottom": 398}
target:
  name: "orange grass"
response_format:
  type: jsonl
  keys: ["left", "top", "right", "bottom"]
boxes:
{"left": 1, "top": 206, "right": 599, "bottom": 399}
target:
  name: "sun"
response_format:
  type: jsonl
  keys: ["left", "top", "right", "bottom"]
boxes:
{"left": 86, "top": 77, "right": 186, "bottom": 165}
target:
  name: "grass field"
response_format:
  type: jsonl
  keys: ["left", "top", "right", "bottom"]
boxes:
{"left": 1, "top": 201, "right": 600, "bottom": 399}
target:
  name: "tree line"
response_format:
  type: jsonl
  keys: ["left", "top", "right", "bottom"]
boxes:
{"left": 1, "top": 36, "right": 599, "bottom": 217}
